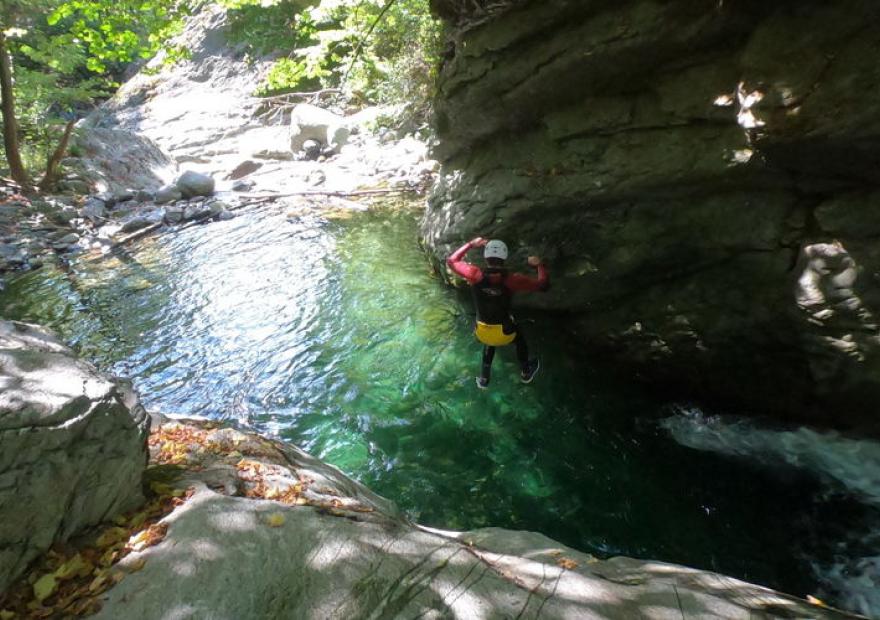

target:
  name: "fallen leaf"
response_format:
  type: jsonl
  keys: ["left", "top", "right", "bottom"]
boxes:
{"left": 128, "top": 511, "right": 148, "bottom": 529}
{"left": 95, "top": 527, "right": 128, "bottom": 549}
{"left": 87, "top": 573, "right": 108, "bottom": 594}
{"left": 32, "top": 573, "right": 57, "bottom": 602}
{"left": 149, "top": 482, "right": 174, "bottom": 496}
{"left": 54, "top": 554, "right": 93, "bottom": 580}
{"left": 128, "top": 523, "right": 168, "bottom": 552}
{"left": 265, "top": 512, "right": 286, "bottom": 527}
{"left": 556, "top": 557, "right": 579, "bottom": 570}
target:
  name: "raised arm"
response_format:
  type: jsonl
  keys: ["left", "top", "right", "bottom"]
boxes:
{"left": 506, "top": 256, "right": 549, "bottom": 292}
{"left": 446, "top": 238, "right": 486, "bottom": 284}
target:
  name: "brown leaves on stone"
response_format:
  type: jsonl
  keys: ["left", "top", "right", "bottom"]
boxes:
{"left": 148, "top": 422, "right": 283, "bottom": 469}
{"left": 236, "top": 458, "right": 309, "bottom": 506}
{"left": 0, "top": 483, "right": 191, "bottom": 618}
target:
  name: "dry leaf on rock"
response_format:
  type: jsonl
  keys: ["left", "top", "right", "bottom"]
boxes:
{"left": 556, "top": 557, "right": 578, "bottom": 570}
{"left": 32, "top": 574, "right": 57, "bottom": 602}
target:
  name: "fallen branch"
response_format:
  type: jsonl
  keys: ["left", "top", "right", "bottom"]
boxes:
{"left": 238, "top": 187, "right": 423, "bottom": 201}
{"left": 256, "top": 89, "right": 342, "bottom": 103}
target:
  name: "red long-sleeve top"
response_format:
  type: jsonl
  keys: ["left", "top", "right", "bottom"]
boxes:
{"left": 446, "top": 240, "right": 548, "bottom": 291}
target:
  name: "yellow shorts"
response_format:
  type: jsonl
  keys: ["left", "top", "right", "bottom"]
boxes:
{"left": 474, "top": 321, "right": 516, "bottom": 347}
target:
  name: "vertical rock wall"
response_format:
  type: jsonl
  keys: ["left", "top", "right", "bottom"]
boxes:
{"left": 423, "top": 0, "right": 880, "bottom": 432}
{"left": 0, "top": 321, "right": 149, "bottom": 591}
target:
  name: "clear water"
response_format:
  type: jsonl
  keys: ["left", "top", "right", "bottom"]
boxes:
{"left": 2, "top": 201, "right": 878, "bottom": 615}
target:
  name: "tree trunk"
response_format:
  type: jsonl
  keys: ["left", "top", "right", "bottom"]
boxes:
{"left": 38, "top": 120, "right": 76, "bottom": 191}
{"left": 0, "top": 30, "right": 31, "bottom": 190}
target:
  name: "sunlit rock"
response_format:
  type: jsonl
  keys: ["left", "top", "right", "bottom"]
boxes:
{"left": 289, "top": 103, "right": 351, "bottom": 154}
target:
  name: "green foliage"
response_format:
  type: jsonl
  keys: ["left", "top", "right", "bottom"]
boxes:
{"left": 225, "top": 0, "right": 443, "bottom": 111}
{"left": 222, "top": 0, "right": 313, "bottom": 58}
{"left": 0, "top": 0, "right": 190, "bottom": 181}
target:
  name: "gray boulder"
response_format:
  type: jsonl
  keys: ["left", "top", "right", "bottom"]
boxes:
{"left": 289, "top": 103, "right": 350, "bottom": 154}
{"left": 175, "top": 170, "right": 215, "bottom": 198}
{"left": 0, "top": 321, "right": 149, "bottom": 592}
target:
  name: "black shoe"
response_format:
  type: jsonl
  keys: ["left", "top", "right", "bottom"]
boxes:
{"left": 520, "top": 359, "right": 540, "bottom": 384}
{"left": 476, "top": 376, "right": 489, "bottom": 390}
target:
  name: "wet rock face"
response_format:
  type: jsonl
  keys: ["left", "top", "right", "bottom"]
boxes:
{"left": 423, "top": 0, "right": 880, "bottom": 432}
{"left": 0, "top": 321, "right": 149, "bottom": 591}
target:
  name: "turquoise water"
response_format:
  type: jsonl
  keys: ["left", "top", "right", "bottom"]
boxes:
{"left": 2, "top": 202, "right": 878, "bottom": 613}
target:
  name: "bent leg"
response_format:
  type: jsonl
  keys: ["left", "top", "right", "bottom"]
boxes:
{"left": 481, "top": 345, "right": 496, "bottom": 383}
{"left": 513, "top": 326, "right": 530, "bottom": 371}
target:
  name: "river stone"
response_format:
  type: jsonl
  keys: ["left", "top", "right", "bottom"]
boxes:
{"left": 289, "top": 103, "right": 350, "bottom": 154}
{"left": 94, "top": 191, "right": 116, "bottom": 207}
{"left": 93, "top": 419, "right": 856, "bottom": 620}
{"left": 120, "top": 215, "right": 155, "bottom": 233}
{"left": 183, "top": 203, "right": 214, "bottom": 221}
{"left": 54, "top": 232, "right": 80, "bottom": 246}
{"left": 114, "top": 189, "right": 136, "bottom": 203}
{"left": 164, "top": 204, "right": 185, "bottom": 223}
{"left": 176, "top": 170, "right": 215, "bottom": 198}
{"left": 134, "top": 189, "right": 155, "bottom": 203}
{"left": 81, "top": 197, "right": 107, "bottom": 222}
{"left": 155, "top": 184, "right": 183, "bottom": 204}
{"left": 302, "top": 138, "right": 321, "bottom": 160}
{"left": 48, "top": 208, "right": 77, "bottom": 226}
{"left": 226, "top": 160, "right": 262, "bottom": 180}
{"left": 0, "top": 321, "right": 149, "bottom": 592}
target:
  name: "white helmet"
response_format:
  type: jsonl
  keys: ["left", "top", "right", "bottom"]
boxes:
{"left": 484, "top": 239, "right": 508, "bottom": 261}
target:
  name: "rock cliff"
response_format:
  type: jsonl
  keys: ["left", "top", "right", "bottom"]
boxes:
{"left": 423, "top": 0, "right": 880, "bottom": 433}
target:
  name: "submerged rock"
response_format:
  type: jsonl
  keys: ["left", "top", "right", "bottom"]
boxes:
{"left": 0, "top": 321, "right": 149, "bottom": 592}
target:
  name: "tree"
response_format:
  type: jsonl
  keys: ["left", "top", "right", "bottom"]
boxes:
{"left": 0, "top": 0, "right": 188, "bottom": 192}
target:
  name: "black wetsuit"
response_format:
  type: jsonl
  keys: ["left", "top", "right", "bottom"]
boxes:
{"left": 473, "top": 268, "right": 529, "bottom": 381}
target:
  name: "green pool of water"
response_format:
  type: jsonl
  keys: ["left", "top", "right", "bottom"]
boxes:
{"left": 2, "top": 201, "right": 876, "bottom": 609}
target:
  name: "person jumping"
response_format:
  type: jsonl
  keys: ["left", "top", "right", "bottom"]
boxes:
{"left": 446, "top": 237, "right": 549, "bottom": 389}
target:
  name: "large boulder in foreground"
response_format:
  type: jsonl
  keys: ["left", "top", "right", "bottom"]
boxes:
{"left": 0, "top": 321, "right": 149, "bottom": 592}
{"left": 86, "top": 419, "right": 855, "bottom": 620}
{"left": 423, "top": 0, "right": 880, "bottom": 434}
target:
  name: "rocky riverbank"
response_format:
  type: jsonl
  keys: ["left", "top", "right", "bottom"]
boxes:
{"left": 0, "top": 320, "right": 862, "bottom": 618}
{"left": 0, "top": 2, "right": 438, "bottom": 293}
